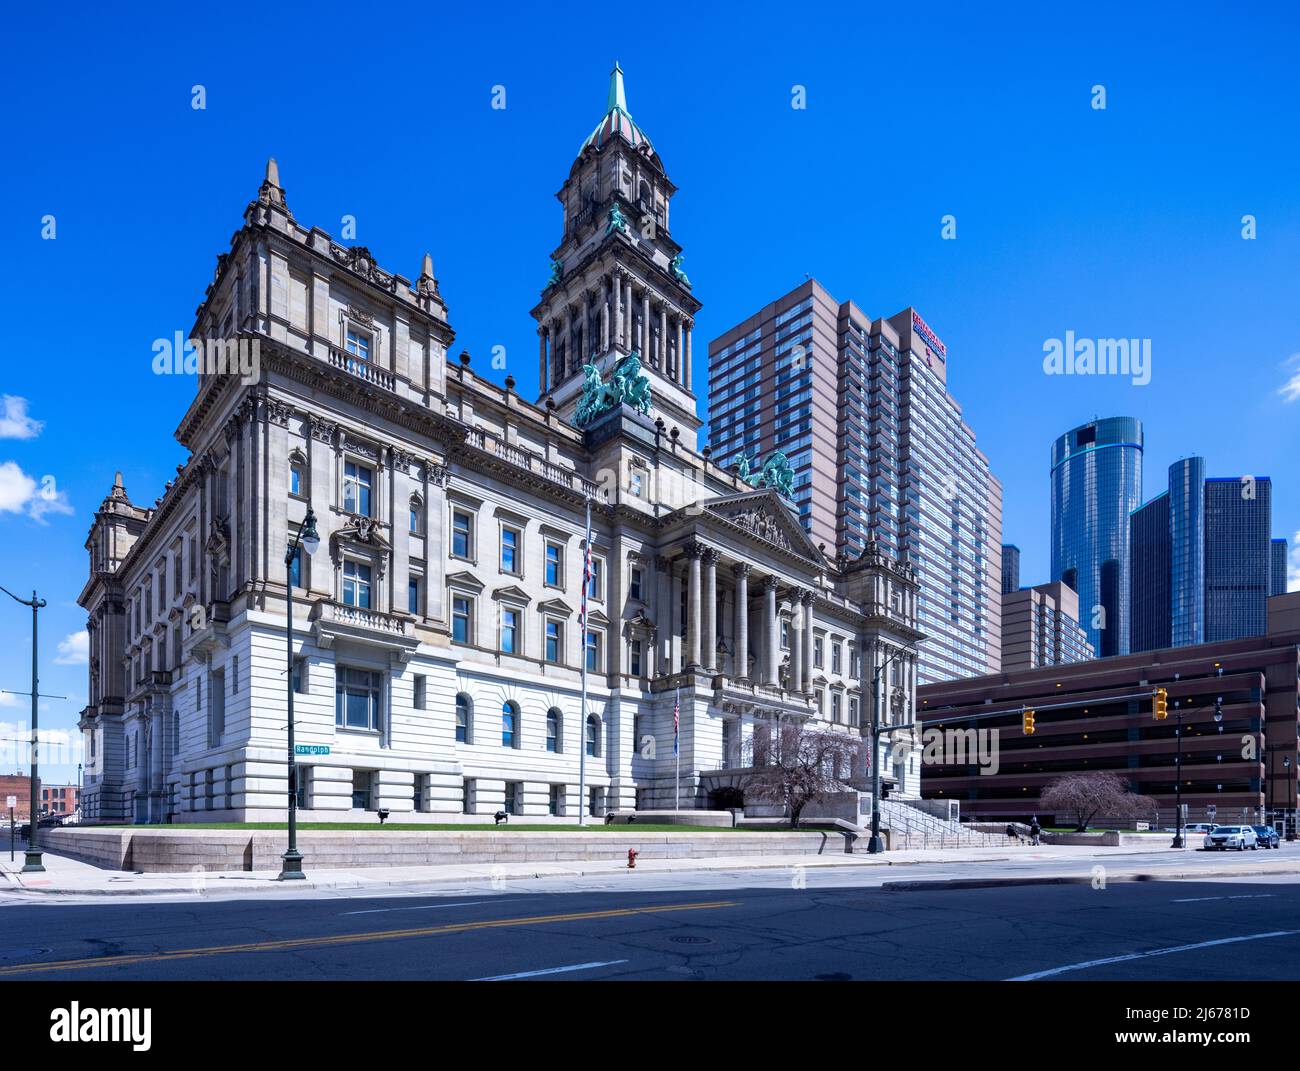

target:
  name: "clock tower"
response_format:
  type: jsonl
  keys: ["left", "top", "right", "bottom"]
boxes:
{"left": 532, "top": 63, "right": 703, "bottom": 448}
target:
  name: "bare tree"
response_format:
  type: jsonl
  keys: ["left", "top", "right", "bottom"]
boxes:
{"left": 1040, "top": 772, "right": 1156, "bottom": 832}
{"left": 739, "top": 721, "right": 862, "bottom": 828}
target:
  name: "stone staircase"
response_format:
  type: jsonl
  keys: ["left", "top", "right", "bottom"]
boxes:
{"left": 864, "top": 797, "right": 1018, "bottom": 850}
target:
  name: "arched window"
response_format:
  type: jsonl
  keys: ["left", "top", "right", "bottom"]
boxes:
{"left": 455, "top": 693, "right": 472, "bottom": 744}
{"left": 289, "top": 452, "right": 307, "bottom": 498}
{"left": 546, "top": 708, "right": 562, "bottom": 753}
{"left": 409, "top": 495, "right": 423, "bottom": 535}
{"left": 502, "top": 700, "right": 519, "bottom": 748}
{"left": 585, "top": 714, "right": 600, "bottom": 758}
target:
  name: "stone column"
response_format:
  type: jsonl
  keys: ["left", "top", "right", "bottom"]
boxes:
{"left": 600, "top": 278, "right": 610, "bottom": 353}
{"left": 802, "top": 591, "right": 815, "bottom": 696}
{"left": 675, "top": 317, "right": 685, "bottom": 385}
{"left": 763, "top": 575, "right": 779, "bottom": 686}
{"left": 733, "top": 563, "right": 750, "bottom": 681}
{"left": 684, "top": 320, "right": 693, "bottom": 392}
{"left": 580, "top": 294, "right": 590, "bottom": 360}
{"left": 685, "top": 543, "right": 703, "bottom": 668}
{"left": 702, "top": 549, "right": 718, "bottom": 671}
{"left": 790, "top": 594, "right": 804, "bottom": 694}
{"left": 642, "top": 290, "right": 651, "bottom": 363}
{"left": 659, "top": 305, "right": 668, "bottom": 375}
{"left": 655, "top": 556, "right": 673, "bottom": 673}
{"left": 613, "top": 273, "right": 624, "bottom": 350}
{"left": 538, "top": 327, "right": 548, "bottom": 393}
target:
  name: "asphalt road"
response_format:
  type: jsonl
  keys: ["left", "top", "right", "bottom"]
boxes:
{"left": 1, "top": 852, "right": 1299, "bottom": 981}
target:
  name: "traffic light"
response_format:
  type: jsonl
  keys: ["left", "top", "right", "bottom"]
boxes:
{"left": 1022, "top": 709, "right": 1035, "bottom": 735}
{"left": 1154, "top": 687, "right": 1168, "bottom": 721}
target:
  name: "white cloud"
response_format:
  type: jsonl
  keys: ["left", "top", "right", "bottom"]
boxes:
{"left": 53, "top": 630, "right": 89, "bottom": 665}
{"left": 1279, "top": 354, "right": 1300, "bottom": 404}
{"left": 0, "top": 692, "right": 17, "bottom": 707}
{"left": 0, "top": 396, "right": 42, "bottom": 440}
{"left": 0, "top": 461, "right": 73, "bottom": 523}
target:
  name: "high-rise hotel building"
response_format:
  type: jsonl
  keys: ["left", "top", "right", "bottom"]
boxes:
{"left": 707, "top": 280, "right": 1002, "bottom": 685}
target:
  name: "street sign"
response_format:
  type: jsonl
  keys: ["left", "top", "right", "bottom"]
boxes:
{"left": 294, "top": 745, "right": 330, "bottom": 756}
{"left": 5, "top": 796, "right": 14, "bottom": 809}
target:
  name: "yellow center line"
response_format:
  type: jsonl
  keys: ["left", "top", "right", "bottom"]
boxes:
{"left": 0, "top": 900, "right": 740, "bottom": 975}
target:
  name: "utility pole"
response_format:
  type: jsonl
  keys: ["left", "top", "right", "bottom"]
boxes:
{"left": 0, "top": 586, "right": 48, "bottom": 872}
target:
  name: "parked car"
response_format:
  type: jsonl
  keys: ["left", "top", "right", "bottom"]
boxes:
{"left": 1203, "top": 825, "right": 1258, "bottom": 851}
{"left": 1251, "top": 825, "right": 1281, "bottom": 849}
{"left": 1185, "top": 822, "right": 1218, "bottom": 835}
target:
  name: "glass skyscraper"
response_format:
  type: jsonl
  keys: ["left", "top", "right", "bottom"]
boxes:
{"left": 1001, "top": 544, "right": 1021, "bottom": 594}
{"left": 1167, "top": 457, "right": 1206, "bottom": 646}
{"left": 1129, "top": 492, "right": 1171, "bottom": 652}
{"left": 1050, "top": 417, "right": 1144, "bottom": 657}
{"left": 1273, "top": 538, "right": 1290, "bottom": 596}
{"left": 1204, "top": 477, "right": 1272, "bottom": 641}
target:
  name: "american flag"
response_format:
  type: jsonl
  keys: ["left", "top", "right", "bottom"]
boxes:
{"left": 673, "top": 688, "right": 680, "bottom": 756}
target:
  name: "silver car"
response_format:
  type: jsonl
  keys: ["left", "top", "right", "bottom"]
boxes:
{"left": 1203, "top": 825, "right": 1258, "bottom": 851}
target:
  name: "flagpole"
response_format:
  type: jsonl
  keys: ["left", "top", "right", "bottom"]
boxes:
{"left": 675, "top": 686, "right": 681, "bottom": 812}
{"left": 578, "top": 496, "right": 590, "bottom": 827}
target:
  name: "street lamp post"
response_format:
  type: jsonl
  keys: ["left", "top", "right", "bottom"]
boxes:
{"left": 1285, "top": 756, "right": 1295, "bottom": 842}
{"left": 1171, "top": 700, "right": 1185, "bottom": 848}
{"left": 867, "top": 645, "right": 915, "bottom": 855}
{"left": 0, "top": 586, "right": 46, "bottom": 872}
{"left": 279, "top": 507, "right": 319, "bottom": 881}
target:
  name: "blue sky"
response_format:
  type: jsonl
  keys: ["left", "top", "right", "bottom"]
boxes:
{"left": 2, "top": 1, "right": 1298, "bottom": 784}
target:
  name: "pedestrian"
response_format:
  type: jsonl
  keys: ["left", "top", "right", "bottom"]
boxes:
{"left": 1005, "top": 822, "right": 1021, "bottom": 845}
{"left": 1029, "top": 816, "right": 1041, "bottom": 846}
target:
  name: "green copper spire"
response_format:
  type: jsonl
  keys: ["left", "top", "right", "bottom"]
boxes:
{"left": 607, "top": 61, "right": 627, "bottom": 113}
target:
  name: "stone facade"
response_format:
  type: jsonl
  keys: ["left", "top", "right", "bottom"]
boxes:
{"left": 77, "top": 67, "right": 924, "bottom": 825}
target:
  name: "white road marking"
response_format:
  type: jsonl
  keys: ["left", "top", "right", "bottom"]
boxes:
{"left": 1171, "top": 894, "right": 1275, "bottom": 903}
{"left": 472, "top": 959, "right": 630, "bottom": 981}
{"left": 1008, "top": 929, "right": 1300, "bottom": 980}
{"left": 340, "top": 899, "right": 513, "bottom": 916}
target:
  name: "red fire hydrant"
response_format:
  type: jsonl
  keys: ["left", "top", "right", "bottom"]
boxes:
{"left": 627, "top": 848, "right": 638, "bottom": 869}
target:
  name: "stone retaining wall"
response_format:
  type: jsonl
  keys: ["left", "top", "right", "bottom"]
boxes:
{"left": 43, "top": 827, "right": 849, "bottom": 873}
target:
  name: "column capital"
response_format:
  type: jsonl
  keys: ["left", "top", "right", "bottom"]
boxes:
{"left": 683, "top": 540, "right": 706, "bottom": 560}
{"left": 733, "top": 561, "right": 752, "bottom": 578}
{"left": 702, "top": 547, "right": 722, "bottom": 566}
{"left": 762, "top": 574, "right": 780, "bottom": 593}
{"left": 799, "top": 588, "right": 817, "bottom": 606}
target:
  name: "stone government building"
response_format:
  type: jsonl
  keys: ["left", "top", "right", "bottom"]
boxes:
{"left": 77, "top": 66, "right": 924, "bottom": 824}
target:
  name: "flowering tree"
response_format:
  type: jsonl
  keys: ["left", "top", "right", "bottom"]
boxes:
{"left": 740, "top": 722, "right": 862, "bottom": 828}
{"left": 1040, "top": 772, "right": 1156, "bottom": 832}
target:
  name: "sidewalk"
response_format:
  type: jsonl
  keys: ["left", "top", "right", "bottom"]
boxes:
{"left": 3, "top": 842, "right": 1283, "bottom": 897}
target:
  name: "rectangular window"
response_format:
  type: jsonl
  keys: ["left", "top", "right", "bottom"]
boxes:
{"left": 585, "top": 628, "right": 603, "bottom": 672}
{"left": 504, "top": 782, "right": 521, "bottom": 816}
{"left": 545, "top": 619, "right": 562, "bottom": 663}
{"left": 462, "top": 778, "right": 474, "bottom": 814}
{"left": 629, "top": 470, "right": 643, "bottom": 497}
{"left": 832, "top": 643, "right": 841, "bottom": 674}
{"left": 408, "top": 577, "right": 421, "bottom": 615}
{"left": 412, "top": 774, "right": 425, "bottom": 813}
{"left": 343, "top": 460, "right": 373, "bottom": 517}
{"left": 501, "top": 607, "right": 520, "bottom": 654}
{"left": 629, "top": 566, "right": 644, "bottom": 601}
{"left": 452, "top": 595, "right": 473, "bottom": 644}
{"left": 409, "top": 503, "right": 421, "bottom": 534}
{"left": 630, "top": 638, "right": 642, "bottom": 677}
{"left": 351, "top": 769, "right": 372, "bottom": 810}
{"left": 501, "top": 526, "right": 521, "bottom": 574}
{"left": 290, "top": 461, "right": 303, "bottom": 497}
{"left": 291, "top": 657, "right": 308, "bottom": 695}
{"left": 209, "top": 669, "right": 225, "bottom": 746}
{"left": 549, "top": 785, "right": 562, "bottom": 816}
{"left": 345, "top": 327, "right": 371, "bottom": 362}
{"left": 814, "top": 637, "right": 824, "bottom": 669}
{"left": 343, "top": 560, "right": 373, "bottom": 608}
{"left": 545, "top": 542, "right": 563, "bottom": 586}
{"left": 451, "top": 510, "right": 473, "bottom": 559}
{"left": 336, "top": 668, "right": 382, "bottom": 732}
{"left": 587, "top": 556, "right": 604, "bottom": 600}
{"left": 832, "top": 693, "right": 841, "bottom": 723}
{"left": 781, "top": 621, "right": 789, "bottom": 650}
{"left": 414, "top": 675, "right": 427, "bottom": 710}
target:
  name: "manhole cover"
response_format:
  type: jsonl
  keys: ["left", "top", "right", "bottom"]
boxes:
{"left": 668, "top": 935, "right": 714, "bottom": 945}
{"left": 814, "top": 972, "right": 853, "bottom": 981}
